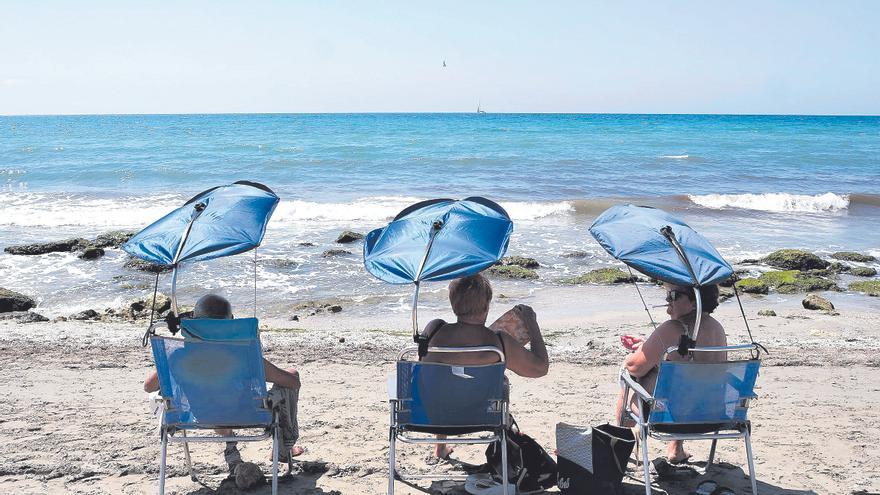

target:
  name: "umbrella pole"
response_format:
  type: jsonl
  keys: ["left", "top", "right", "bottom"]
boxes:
{"left": 660, "top": 226, "right": 703, "bottom": 344}
{"left": 169, "top": 203, "right": 208, "bottom": 322}
{"left": 410, "top": 220, "right": 444, "bottom": 341}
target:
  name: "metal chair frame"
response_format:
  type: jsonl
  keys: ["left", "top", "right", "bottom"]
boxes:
{"left": 151, "top": 335, "right": 291, "bottom": 495}
{"left": 619, "top": 344, "right": 760, "bottom": 495}
{"left": 389, "top": 345, "right": 511, "bottom": 495}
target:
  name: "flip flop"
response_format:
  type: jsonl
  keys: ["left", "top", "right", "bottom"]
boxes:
{"left": 692, "top": 480, "right": 719, "bottom": 495}
{"left": 464, "top": 474, "right": 515, "bottom": 495}
{"left": 653, "top": 458, "right": 698, "bottom": 480}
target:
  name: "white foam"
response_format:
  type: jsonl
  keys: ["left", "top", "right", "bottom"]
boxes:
{"left": 0, "top": 192, "right": 181, "bottom": 227}
{"left": 662, "top": 154, "right": 689, "bottom": 159}
{"left": 688, "top": 192, "right": 849, "bottom": 213}
{"left": 0, "top": 192, "right": 576, "bottom": 229}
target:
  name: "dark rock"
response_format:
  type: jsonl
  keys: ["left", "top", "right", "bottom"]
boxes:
{"left": 563, "top": 268, "right": 635, "bottom": 285}
{"left": 298, "top": 242, "right": 316, "bottom": 247}
{"left": 496, "top": 256, "right": 540, "bottom": 269}
{"left": 322, "top": 249, "right": 352, "bottom": 258}
{"left": 830, "top": 251, "right": 876, "bottom": 263}
{"left": 264, "top": 258, "right": 299, "bottom": 269}
{"left": 292, "top": 300, "right": 344, "bottom": 316}
{"left": 802, "top": 294, "right": 834, "bottom": 311}
{"left": 233, "top": 462, "right": 264, "bottom": 490}
{"left": 4, "top": 238, "right": 89, "bottom": 255}
{"left": 485, "top": 265, "right": 539, "bottom": 279}
{"left": 718, "top": 287, "right": 735, "bottom": 302}
{"left": 335, "top": 230, "right": 365, "bottom": 243}
{"left": 71, "top": 309, "right": 100, "bottom": 320}
{"left": 849, "top": 280, "right": 880, "bottom": 296}
{"left": 0, "top": 288, "right": 37, "bottom": 313}
{"left": 123, "top": 257, "right": 172, "bottom": 273}
{"left": 93, "top": 230, "right": 136, "bottom": 248}
{"left": 0, "top": 311, "right": 49, "bottom": 323}
{"left": 327, "top": 305, "right": 342, "bottom": 313}
{"left": 761, "top": 249, "right": 829, "bottom": 270}
{"left": 828, "top": 262, "right": 851, "bottom": 273}
{"left": 757, "top": 309, "right": 776, "bottom": 317}
{"left": 561, "top": 251, "right": 589, "bottom": 259}
{"left": 735, "top": 278, "right": 768, "bottom": 294}
{"left": 290, "top": 315, "right": 299, "bottom": 321}
{"left": 719, "top": 276, "right": 736, "bottom": 288}
{"left": 851, "top": 266, "right": 877, "bottom": 277}
{"left": 739, "top": 259, "right": 761, "bottom": 265}
{"left": 757, "top": 270, "right": 839, "bottom": 293}
{"left": 78, "top": 246, "right": 105, "bottom": 260}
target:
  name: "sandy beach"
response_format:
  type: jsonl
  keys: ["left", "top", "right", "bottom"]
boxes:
{"left": 1, "top": 285, "right": 878, "bottom": 495}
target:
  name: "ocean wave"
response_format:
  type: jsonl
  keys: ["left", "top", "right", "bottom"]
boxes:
{"left": 661, "top": 154, "right": 690, "bottom": 159}
{"left": 0, "top": 192, "right": 181, "bottom": 227}
{"left": 688, "top": 192, "right": 849, "bottom": 213}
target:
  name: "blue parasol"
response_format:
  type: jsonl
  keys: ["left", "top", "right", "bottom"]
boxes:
{"left": 364, "top": 197, "right": 513, "bottom": 284}
{"left": 123, "top": 181, "right": 279, "bottom": 266}
{"left": 589, "top": 204, "right": 732, "bottom": 287}
{"left": 364, "top": 197, "right": 513, "bottom": 342}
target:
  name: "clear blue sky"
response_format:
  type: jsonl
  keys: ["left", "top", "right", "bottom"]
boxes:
{"left": 2, "top": 1, "right": 878, "bottom": 115}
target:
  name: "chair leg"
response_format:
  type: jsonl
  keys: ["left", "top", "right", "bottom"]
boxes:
{"left": 501, "top": 429, "right": 510, "bottom": 495}
{"left": 158, "top": 428, "right": 168, "bottom": 495}
{"left": 272, "top": 425, "right": 280, "bottom": 495}
{"left": 388, "top": 426, "right": 396, "bottom": 495}
{"left": 640, "top": 425, "right": 651, "bottom": 495}
{"left": 744, "top": 428, "right": 758, "bottom": 495}
{"left": 181, "top": 430, "right": 196, "bottom": 481}
{"left": 707, "top": 438, "right": 718, "bottom": 470}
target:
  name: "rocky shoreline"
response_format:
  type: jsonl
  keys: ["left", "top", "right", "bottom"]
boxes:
{"left": 2, "top": 229, "right": 879, "bottom": 326}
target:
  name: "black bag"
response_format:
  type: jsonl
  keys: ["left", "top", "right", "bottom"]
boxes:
{"left": 486, "top": 419, "right": 558, "bottom": 493}
{"left": 556, "top": 423, "right": 635, "bottom": 495}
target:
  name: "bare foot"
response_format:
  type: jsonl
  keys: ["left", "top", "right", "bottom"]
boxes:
{"left": 667, "top": 441, "right": 691, "bottom": 464}
{"left": 276, "top": 445, "right": 306, "bottom": 462}
{"left": 434, "top": 444, "right": 454, "bottom": 459}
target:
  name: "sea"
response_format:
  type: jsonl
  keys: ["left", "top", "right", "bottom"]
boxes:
{"left": 1, "top": 113, "right": 879, "bottom": 318}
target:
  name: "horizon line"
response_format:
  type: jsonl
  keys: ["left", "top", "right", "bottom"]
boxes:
{"left": 3, "top": 111, "right": 880, "bottom": 118}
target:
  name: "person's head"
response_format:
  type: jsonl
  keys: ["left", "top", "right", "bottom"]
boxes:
{"left": 193, "top": 294, "right": 233, "bottom": 319}
{"left": 448, "top": 274, "right": 493, "bottom": 323}
{"left": 663, "top": 283, "right": 719, "bottom": 319}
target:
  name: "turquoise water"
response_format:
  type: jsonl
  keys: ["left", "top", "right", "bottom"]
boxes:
{"left": 1, "top": 113, "right": 879, "bottom": 316}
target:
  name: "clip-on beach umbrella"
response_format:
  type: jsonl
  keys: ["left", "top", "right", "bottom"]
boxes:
{"left": 123, "top": 181, "right": 279, "bottom": 340}
{"left": 589, "top": 204, "right": 740, "bottom": 349}
{"left": 363, "top": 197, "right": 513, "bottom": 342}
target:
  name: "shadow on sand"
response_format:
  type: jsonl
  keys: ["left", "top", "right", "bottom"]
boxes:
{"left": 619, "top": 460, "right": 819, "bottom": 495}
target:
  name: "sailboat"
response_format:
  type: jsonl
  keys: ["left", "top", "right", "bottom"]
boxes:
{"left": 477, "top": 101, "right": 486, "bottom": 114}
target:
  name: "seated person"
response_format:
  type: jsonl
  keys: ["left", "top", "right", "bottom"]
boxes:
{"left": 616, "top": 283, "right": 727, "bottom": 464}
{"left": 422, "top": 273, "right": 550, "bottom": 458}
{"left": 143, "top": 294, "right": 303, "bottom": 469}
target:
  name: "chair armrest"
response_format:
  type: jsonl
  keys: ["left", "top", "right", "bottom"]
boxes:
{"left": 620, "top": 368, "right": 653, "bottom": 403}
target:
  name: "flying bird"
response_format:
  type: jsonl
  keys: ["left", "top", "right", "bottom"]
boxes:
{"left": 442, "top": 60, "right": 446, "bottom": 68}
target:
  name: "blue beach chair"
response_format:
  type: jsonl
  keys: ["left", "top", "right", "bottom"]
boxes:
{"left": 620, "top": 345, "right": 761, "bottom": 495}
{"left": 149, "top": 317, "right": 285, "bottom": 495}
{"left": 388, "top": 346, "right": 511, "bottom": 495}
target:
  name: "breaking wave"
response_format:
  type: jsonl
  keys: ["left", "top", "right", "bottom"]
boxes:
{"left": 688, "top": 193, "right": 850, "bottom": 213}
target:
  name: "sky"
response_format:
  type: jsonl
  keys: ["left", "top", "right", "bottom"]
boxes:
{"left": 2, "top": 1, "right": 879, "bottom": 115}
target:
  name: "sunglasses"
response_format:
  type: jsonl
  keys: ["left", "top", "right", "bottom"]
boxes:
{"left": 665, "top": 290, "right": 686, "bottom": 303}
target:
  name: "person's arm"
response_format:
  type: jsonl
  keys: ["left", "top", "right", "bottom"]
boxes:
{"left": 263, "top": 358, "right": 301, "bottom": 390}
{"left": 501, "top": 305, "right": 549, "bottom": 378}
{"left": 143, "top": 370, "right": 160, "bottom": 393}
{"left": 624, "top": 321, "right": 677, "bottom": 377}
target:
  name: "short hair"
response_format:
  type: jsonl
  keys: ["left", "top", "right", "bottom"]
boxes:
{"left": 683, "top": 284, "right": 720, "bottom": 314}
{"left": 448, "top": 274, "right": 493, "bottom": 319}
{"left": 193, "top": 294, "right": 233, "bottom": 319}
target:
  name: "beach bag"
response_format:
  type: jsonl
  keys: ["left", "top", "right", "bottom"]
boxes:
{"left": 486, "top": 419, "right": 557, "bottom": 493}
{"left": 556, "top": 422, "right": 635, "bottom": 495}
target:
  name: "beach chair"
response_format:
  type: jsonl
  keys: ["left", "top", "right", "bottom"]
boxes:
{"left": 619, "top": 344, "right": 761, "bottom": 495}
{"left": 388, "top": 345, "right": 511, "bottom": 495}
{"left": 149, "top": 317, "right": 284, "bottom": 495}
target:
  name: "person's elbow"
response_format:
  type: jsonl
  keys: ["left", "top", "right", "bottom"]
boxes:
{"left": 143, "top": 375, "right": 159, "bottom": 393}
{"left": 519, "top": 359, "right": 549, "bottom": 378}
{"left": 285, "top": 368, "right": 301, "bottom": 390}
